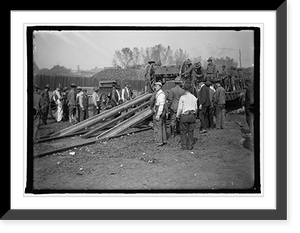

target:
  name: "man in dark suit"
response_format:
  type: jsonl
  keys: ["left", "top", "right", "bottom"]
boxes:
{"left": 167, "top": 77, "right": 185, "bottom": 137}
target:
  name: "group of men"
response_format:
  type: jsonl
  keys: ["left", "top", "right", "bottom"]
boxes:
{"left": 150, "top": 77, "right": 227, "bottom": 150}
{"left": 33, "top": 82, "right": 136, "bottom": 141}
{"left": 149, "top": 57, "right": 254, "bottom": 150}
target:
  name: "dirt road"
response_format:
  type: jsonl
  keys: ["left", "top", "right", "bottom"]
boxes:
{"left": 32, "top": 113, "right": 257, "bottom": 193}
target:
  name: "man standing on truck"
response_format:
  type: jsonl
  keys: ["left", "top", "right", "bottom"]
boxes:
{"left": 206, "top": 57, "right": 217, "bottom": 83}
{"left": 144, "top": 60, "right": 156, "bottom": 93}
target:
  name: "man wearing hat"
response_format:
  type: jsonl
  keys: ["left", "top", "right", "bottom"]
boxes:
{"left": 181, "top": 59, "right": 194, "bottom": 82}
{"left": 40, "top": 84, "right": 50, "bottom": 125}
{"left": 52, "top": 84, "right": 63, "bottom": 122}
{"left": 144, "top": 60, "right": 156, "bottom": 93}
{"left": 213, "top": 80, "right": 226, "bottom": 129}
{"left": 67, "top": 83, "right": 77, "bottom": 124}
{"left": 243, "top": 77, "right": 254, "bottom": 138}
{"left": 61, "top": 86, "right": 69, "bottom": 121}
{"left": 206, "top": 57, "right": 217, "bottom": 83}
{"left": 176, "top": 81, "right": 198, "bottom": 150}
{"left": 152, "top": 81, "right": 167, "bottom": 146}
{"left": 76, "top": 86, "right": 83, "bottom": 122}
{"left": 92, "top": 86, "right": 100, "bottom": 116}
{"left": 33, "top": 84, "right": 42, "bottom": 141}
{"left": 192, "top": 61, "right": 205, "bottom": 85}
{"left": 167, "top": 76, "right": 185, "bottom": 137}
{"left": 121, "top": 82, "right": 131, "bottom": 102}
{"left": 198, "top": 81, "right": 214, "bottom": 132}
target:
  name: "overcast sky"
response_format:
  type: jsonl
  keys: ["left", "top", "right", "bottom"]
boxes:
{"left": 33, "top": 29, "right": 255, "bottom": 70}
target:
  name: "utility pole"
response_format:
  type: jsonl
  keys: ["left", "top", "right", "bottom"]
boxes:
{"left": 239, "top": 49, "right": 242, "bottom": 68}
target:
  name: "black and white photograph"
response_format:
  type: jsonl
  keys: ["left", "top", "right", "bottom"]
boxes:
{"left": 27, "top": 27, "right": 260, "bottom": 193}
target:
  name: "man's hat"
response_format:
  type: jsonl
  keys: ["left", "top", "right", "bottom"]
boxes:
{"left": 194, "top": 62, "right": 201, "bottom": 68}
{"left": 63, "top": 86, "right": 68, "bottom": 91}
{"left": 186, "top": 59, "right": 192, "bottom": 65}
{"left": 174, "top": 76, "right": 183, "bottom": 83}
{"left": 205, "top": 80, "right": 212, "bottom": 86}
{"left": 207, "top": 57, "right": 213, "bottom": 61}
{"left": 77, "top": 86, "right": 82, "bottom": 90}
{"left": 154, "top": 82, "right": 162, "bottom": 87}
{"left": 183, "top": 82, "right": 192, "bottom": 91}
{"left": 148, "top": 60, "right": 155, "bottom": 64}
{"left": 70, "top": 83, "right": 77, "bottom": 87}
{"left": 45, "top": 84, "right": 50, "bottom": 88}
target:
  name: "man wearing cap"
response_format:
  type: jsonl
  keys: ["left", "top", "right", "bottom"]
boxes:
{"left": 167, "top": 77, "right": 185, "bottom": 137}
{"left": 192, "top": 61, "right": 205, "bottom": 86}
{"left": 176, "top": 81, "right": 198, "bottom": 150}
{"left": 33, "top": 84, "right": 42, "bottom": 141}
{"left": 121, "top": 82, "right": 131, "bottom": 102}
{"left": 67, "top": 83, "right": 77, "bottom": 124}
{"left": 144, "top": 60, "right": 156, "bottom": 93}
{"left": 181, "top": 59, "right": 194, "bottom": 82}
{"left": 152, "top": 81, "right": 167, "bottom": 146}
{"left": 213, "top": 81, "right": 226, "bottom": 129}
{"left": 92, "top": 86, "right": 100, "bottom": 116}
{"left": 52, "top": 85, "right": 63, "bottom": 122}
{"left": 61, "top": 86, "right": 69, "bottom": 121}
{"left": 198, "top": 81, "right": 213, "bottom": 133}
{"left": 206, "top": 57, "right": 217, "bottom": 83}
{"left": 76, "top": 86, "right": 83, "bottom": 122}
{"left": 40, "top": 84, "right": 50, "bottom": 125}
{"left": 79, "top": 89, "right": 89, "bottom": 121}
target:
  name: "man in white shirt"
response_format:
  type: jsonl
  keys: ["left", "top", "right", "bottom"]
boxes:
{"left": 176, "top": 81, "right": 198, "bottom": 150}
{"left": 92, "top": 86, "right": 100, "bottom": 116}
{"left": 121, "top": 83, "right": 131, "bottom": 102}
{"left": 52, "top": 85, "right": 63, "bottom": 122}
{"left": 152, "top": 81, "right": 167, "bottom": 147}
{"left": 76, "top": 86, "right": 83, "bottom": 122}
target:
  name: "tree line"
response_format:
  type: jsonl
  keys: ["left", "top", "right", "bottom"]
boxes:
{"left": 112, "top": 44, "right": 239, "bottom": 70}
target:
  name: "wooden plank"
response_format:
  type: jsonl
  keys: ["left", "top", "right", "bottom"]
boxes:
{"left": 50, "top": 92, "right": 152, "bottom": 137}
{"left": 34, "top": 127, "right": 152, "bottom": 159}
{"left": 96, "top": 107, "right": 152, "bottom": 140}
{"left": 81, "top": 101, "right": 150, "bottom": 138}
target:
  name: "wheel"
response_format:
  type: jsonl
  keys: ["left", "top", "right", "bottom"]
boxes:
{"left": 99, "top": 93, "right": 109, "bottom": 110}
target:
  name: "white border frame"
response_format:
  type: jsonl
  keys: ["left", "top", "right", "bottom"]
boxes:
{"left": 11, "top": 10, "right": 276, "bottom": 210}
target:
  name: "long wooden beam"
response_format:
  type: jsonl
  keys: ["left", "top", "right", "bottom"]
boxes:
{"left": 96, "top": 107, "right": 152, "bottom": 140}
{"left": 81, "top": 101, "right": 150, "bottom": 139}
{"left": 34, "top": 127, "right": 152, "bottom": 158}
{"left": 50, "top": 93, "right": 152, "bottom": 137}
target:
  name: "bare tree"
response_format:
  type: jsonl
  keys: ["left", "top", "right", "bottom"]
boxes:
{"left": 114, "top": 47, "right": 134, "bottom": 68}
{"left": 174, "top": 48, "right": 189, "bottom": 66}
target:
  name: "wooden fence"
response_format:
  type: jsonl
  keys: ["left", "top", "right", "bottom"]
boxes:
{"left": 34, "top": 75, "right": 146, "bottom": 92}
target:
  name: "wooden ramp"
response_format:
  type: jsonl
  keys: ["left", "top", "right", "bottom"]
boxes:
{"left": 50, "top": 92, "right": 152, "bottom": 137}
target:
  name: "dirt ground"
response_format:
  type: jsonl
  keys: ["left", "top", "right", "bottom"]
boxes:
{"left": 32, "top": 112, "right": 256, "bottom": 192}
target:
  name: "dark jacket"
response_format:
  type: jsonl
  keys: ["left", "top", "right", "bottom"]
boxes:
{"left": 168, "top": 85, "right": 185, "bottom": 112}
{"left": 198, "top": 85, "right": 212, "bottom": 107}
{"left": 213, "top": 85, "right": 226, "bottom": 105}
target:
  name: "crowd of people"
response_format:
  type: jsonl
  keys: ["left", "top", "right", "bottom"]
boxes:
{"left": 33, "top": 82, "right": 135, "bottom": 141}
{"left": 33, "top": 57, "right": 254, "bottom": 147}
{"left": 148, "top": 57, "right": 254, "bottom": 150}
